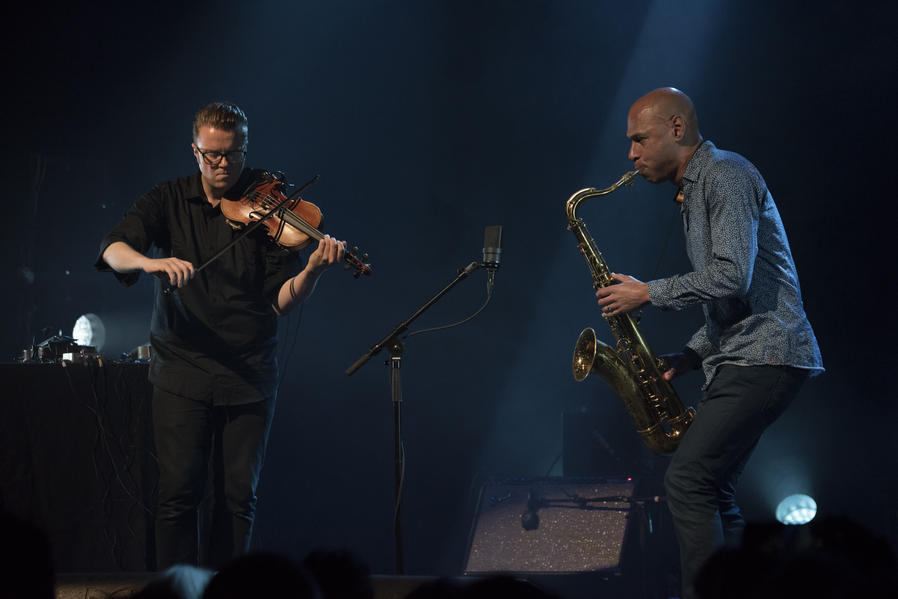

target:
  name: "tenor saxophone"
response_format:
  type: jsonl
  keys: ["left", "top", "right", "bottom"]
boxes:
{"left": 566, "top": 170, "right": 694, "bottom": 454}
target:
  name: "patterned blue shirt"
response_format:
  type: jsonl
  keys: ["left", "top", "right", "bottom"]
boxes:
{"left": 647, "top": 141, "right": 823, "bottom": 388}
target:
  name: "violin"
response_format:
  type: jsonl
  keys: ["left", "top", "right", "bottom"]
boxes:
{"left": 222, "top": 171, "right": 372, "bottom": 278}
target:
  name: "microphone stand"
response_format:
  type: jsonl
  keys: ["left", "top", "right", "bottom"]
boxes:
{"left": 346, "top": 260, "right": 484, "bottom": 574}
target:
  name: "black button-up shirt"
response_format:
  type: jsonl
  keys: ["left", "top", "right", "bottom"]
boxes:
{"left": 95, "top": 169, "right": 301, "bottom": 404}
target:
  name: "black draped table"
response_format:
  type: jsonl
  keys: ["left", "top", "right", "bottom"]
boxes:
{"left": 0, "top": 362, "right": 156, "bottom": 572}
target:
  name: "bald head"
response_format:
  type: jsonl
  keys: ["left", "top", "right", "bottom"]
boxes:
{"left": 630, "top": 87, "right": 702, "bottom": 145}
{"left": 626, "top": 87, "right": 704, "bottom": 185}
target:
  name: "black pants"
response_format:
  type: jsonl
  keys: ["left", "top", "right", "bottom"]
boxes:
{"left": 151, "top": 387, "right": 275, "bottom": 570}
{"left": 664, "top": 364, "right": 809, "bottom": 599}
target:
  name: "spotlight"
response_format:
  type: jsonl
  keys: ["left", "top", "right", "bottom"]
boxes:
{"left": 72, "top": 313, "right": 106, "bottom": 352}
{"left": 775, "top": 494, "right": 817, "bottom": 525}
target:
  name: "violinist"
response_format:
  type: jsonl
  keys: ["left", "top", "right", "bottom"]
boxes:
{"left": 95, "top": 101, "right": 345, "bottom": 569}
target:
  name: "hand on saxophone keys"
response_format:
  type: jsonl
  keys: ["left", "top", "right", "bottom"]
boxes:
{"left": 596, "top": 273, "right": 650, "bottom": 317}
{"left": 658, "top": 350, "right": 701, "bottom": 381}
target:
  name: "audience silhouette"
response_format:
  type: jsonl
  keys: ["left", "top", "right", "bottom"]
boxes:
{"left": 404, "top": 574, "right": 561, "bottom": 598}
{"left": 302, "top": 547, "right": 375, "bottom": 599}
{"left": 130, "top": 565, "right": 213, "bottom": 599}
{"left": 695, "top": 515, "right": 898, "bottom": 599}
{"left": 0, "top": 509, "right": 55, "bottom": 599}
{"left": 4, "top": 506, "right": 896, "bottom": 599}
{"left": 202, "top": 552, "right": 320, "bottom": 599}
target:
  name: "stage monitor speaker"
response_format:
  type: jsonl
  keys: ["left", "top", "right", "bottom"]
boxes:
{"left": 464, "top": 476, "right": 638, "bottom": 575}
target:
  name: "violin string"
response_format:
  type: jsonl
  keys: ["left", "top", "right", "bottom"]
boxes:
{"left": 281, "top": 209, "right": 324, "bottom": 241}
{"left": 259, "top": 190, "right": 324, "bottom": 241}
{"left": 248, "top": 181, "right": 367, "bottom": 273}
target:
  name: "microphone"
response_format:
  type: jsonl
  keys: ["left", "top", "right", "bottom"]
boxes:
{"left": 521, "top": 486, "right": 541, "bottom": 531}
{"left": 482, "top": 225, "right": 502, "bottom": 292}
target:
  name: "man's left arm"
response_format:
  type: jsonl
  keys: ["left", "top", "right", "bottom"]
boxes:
{"left": 273, "top": 235, "right": 345, "bottom": 315}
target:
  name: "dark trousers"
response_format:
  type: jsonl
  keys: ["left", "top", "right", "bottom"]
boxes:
{"left": 152, "top": 387, "right": 275, "bottom": 570}
{"left": 664, "top": 365, "right": 809, "bottom": 599}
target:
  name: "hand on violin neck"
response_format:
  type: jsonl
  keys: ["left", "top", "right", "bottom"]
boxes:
{"left": 306, "top": 234, "right": 346, "bottom": 275}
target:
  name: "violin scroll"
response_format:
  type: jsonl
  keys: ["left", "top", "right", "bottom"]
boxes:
{"left": 345, "top": 246, "right": 373, "bottom": 278}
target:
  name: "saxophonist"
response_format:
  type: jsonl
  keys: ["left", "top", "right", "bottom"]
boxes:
{"left": 595, "top": 87, "right": 823, "bottom": 599}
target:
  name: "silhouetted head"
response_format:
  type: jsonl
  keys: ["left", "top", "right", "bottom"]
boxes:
{"left": 302, "top": 548, "right": 374, "bottom": 599}
{"left": 0, "top": 510, "right": 55, "bottom": 599}
{"left": 202, "top": 552, "right": 321, "bottom": 599}
{"left": 132, "top": 565, "right": 213, "bottom": 599}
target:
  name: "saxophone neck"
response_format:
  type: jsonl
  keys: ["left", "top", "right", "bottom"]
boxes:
{"left": 616, "top": 169, "right": 640, "bottom": 186}
{"left": 565, "top": 170, "right": 639, "bottom": 222}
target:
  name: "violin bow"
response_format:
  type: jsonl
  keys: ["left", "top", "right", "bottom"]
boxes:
{"left": 162, "top": 174, "right": 319, "bottom": 295}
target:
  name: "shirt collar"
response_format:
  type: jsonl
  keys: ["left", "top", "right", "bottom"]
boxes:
{"left": 681, "top": 140, "right": 715, "bottom": 186}
{"left": 186, "top": 171, "right": 207, "bottom": 203}
{"left": 184, "top": 168, "right": 256, "bottom": 205}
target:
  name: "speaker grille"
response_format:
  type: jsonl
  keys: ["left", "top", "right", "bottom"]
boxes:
{"left": 464, "top": 477, "right": 636, "bottom": 575}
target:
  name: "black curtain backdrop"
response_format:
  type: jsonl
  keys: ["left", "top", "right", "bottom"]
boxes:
{"left": 3, "top": 0, "right": 896, "bottom": 576}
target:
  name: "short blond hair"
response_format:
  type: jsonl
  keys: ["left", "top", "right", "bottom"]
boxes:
{"left": 192, "top": 101, "right": 248, "bottom": 145}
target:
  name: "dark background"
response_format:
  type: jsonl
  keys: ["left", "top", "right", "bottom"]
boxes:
{"left": 3, "top": 0, "right": 896, "bottom": 577}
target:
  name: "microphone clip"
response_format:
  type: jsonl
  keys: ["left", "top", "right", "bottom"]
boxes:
{"left": 521, "top": 487, "right": 542, "bottom": 531}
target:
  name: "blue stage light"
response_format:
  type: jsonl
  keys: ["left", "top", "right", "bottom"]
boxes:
{"left": 775, "top": 494, "right": 817, "bottom": 525}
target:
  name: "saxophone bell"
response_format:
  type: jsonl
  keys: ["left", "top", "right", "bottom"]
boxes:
{"left": 572, "top": 328, "right": 597, "bottom": 383}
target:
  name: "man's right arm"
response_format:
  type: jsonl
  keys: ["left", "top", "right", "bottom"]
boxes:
{"left": 660, "top": 348, "right": 702, "bottom": 381}
{"left": 660, "top": 325, "right": 711, "bottom": 381}
{"left": 102, "top": 241, "right": 195, "bottom": 288}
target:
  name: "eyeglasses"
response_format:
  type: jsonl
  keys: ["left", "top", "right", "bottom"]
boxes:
{"left": 195, "top": 146, "right": 247, "bottom": 166}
